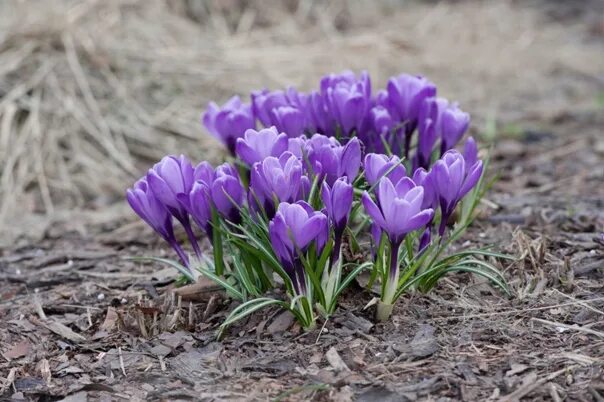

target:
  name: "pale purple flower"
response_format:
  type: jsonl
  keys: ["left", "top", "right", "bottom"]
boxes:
{"left": 235, "top": 127, "right": 289, "bottom": 166}
{"left": 269, "top": 201, "right": 329, "bottom": 293}
{"left": 431, "top": 150, "right": 483, "bottom": 235}
{"left": 363, "top": 153, "right": 406, "bottom": 187}
{"left": 362, "top": 177, "right": 434, "bottom": 246}
{"left": 202, "top": 96, "right": 255, "bottom": 154}
{"left": 127, "top": 178, "right": 189, "bottom": 266}
{"left": 306, "top": 134, "right": 362, "bottom": 185}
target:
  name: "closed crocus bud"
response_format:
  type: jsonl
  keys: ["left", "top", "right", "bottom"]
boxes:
{"left": 178, "top": 181, "right": 212, "bottom": 237}
{"left": 127, "top": 178, "right": 188, "bottom": 266}
{"left": 308, "top": 90, "right": 332, "bottom": 136}
{"left": 146, "top": 155, "right": 195, "bottom": 224}
{"left": 321, "top": 70, "right": 372, "bottom": 136}
{"left": 269, "top": 201, "right": 329, "bottom": 294}
{"left": 431, "top": 150, "right": 483, "bottom": 235}
{"left": 321, "top": 178, "right": 353, "bottom": 236}
{"left": 370, "top": 106, "right": 393, "bottom": 135}
{"left": 363, "top": 153, "right": 406, "bottom": 187}
{"left": 440, "top": 103, "right": 470, "bottom": 154}
{"left": 415, "top": 118, "right": 438, "bottom": 170}
{"left": 270, "top": 105, "right": 306, "bottom": 137}
{"left": 412, "top": 168, "right": 437, "bottom": 210}
{"left": 202, "top": 96, "right": 255, "bottom": 155}
{"left": 362, "top": 177, "right": 434, "bottom": 247}
{"left": 387, "top": 74, "right": 437, "bottom": 126}
{"left": 249, "top": 152, "right": 305, "bottom": 218}
{"left": 210, "top": 163, "right": 245, "bottom": 224}
{"left": 235, "top": 127, "right": 289, "bottom": 166}
{"left": 307, "top": 134, "right": 362, "bottom": 185}
{"left": 463, "top": 136, "right": 478, "bottom": 167}
{"left": 251, "top": 89, "right": 288, "bottom": 127}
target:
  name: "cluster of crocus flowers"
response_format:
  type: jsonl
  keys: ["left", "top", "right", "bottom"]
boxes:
{"left": 127, "top": 70, "right": 506, "bottom": 330}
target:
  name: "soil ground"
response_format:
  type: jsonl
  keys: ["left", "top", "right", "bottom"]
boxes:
{"left": 1, "top": 1, "right": 603, "bottom": 401}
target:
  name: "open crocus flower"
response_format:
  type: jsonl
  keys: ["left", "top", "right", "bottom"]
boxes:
{"left": 249, "top": 152, "right": 308, "bottom": 218}
{"left": 127, "top": 178, "right": 189, "bottom": 266}
{"left": 269, "top": 201, "right": 329, "bottom": 294}
{"left": 363, "top": 153, "right": 406, "bottom": 187}
{"left": 202, "top": 96, "right": 255, "bottom": 154}
{"left": 362, "top": 177, "right": 434, "bottom": 247}
{"left": 306, "top": 134, "right": 362, "bottom": 185}
{"left": 432, "top": 150, "right": 483, "bottom": 235}
{"left": 235, "top": 127, "right": 289, "bottom": 166}
{"left": 320, "top": 70, "right": 372, "bottom": 136}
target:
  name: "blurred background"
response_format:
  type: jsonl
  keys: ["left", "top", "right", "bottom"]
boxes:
{"left": 0, "top": 0, "right": 603, "bottom": 246}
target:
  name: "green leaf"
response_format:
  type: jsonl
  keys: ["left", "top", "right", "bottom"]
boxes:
{"left": 127, "top": 256, "right": 194, "bottom": 282}
{"left": 218, "top": 298, "right": 287, "bottom": 337}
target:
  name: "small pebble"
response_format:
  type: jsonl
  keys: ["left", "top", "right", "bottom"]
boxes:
{"left": 97, "top": 293, "right": 105, "bottom": 301}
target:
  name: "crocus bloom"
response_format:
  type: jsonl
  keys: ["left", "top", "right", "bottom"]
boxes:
{"left": 306, "top": 134, "right": 362, "bottom": 185}
{"left": 202, "top": 96, "right": 255, "bottom": 154}
{"left": 440, "top": 103, "right": 470, "bottom": 154}
{"left": 321, "top": 178, "right": 353, "bottom": 236}
{"left": 127, "top": 178, "right": 189, "bottom": 266}
{"left": 321, "top": 70, "right": 372, "bottom": 136}
{"left": 270, "top": 105, "right": 307, "bottom": 137}
{"left": 269, "top": 201, "right": 329, "bottom": 293}
{"left": 147, "top": 155, "right": 201, "bottom": 258}
{"left": 431, "top": 150, "right": 483, "bottom": 235}
{"left": 249, "top": 152, "right": 307, "bottom": 218}
{"left": 362, "top": 177, "right": 434, "bottom": 247}
{"left": 235, "top": 127, "right": 289, "bottom": 166}
{"left": 287, "top": 136, "right": 308, "bottom": 159}
{"left": 415, "top": 118, "right": 438, "bottom": 170}
{"left": 463, "top": 136, "right": 478, "bottom": 167}
{"left": 386, "top": 74, "right": 436, "bottom": 157}
{"left": 210, "top": 164, "right": 245, "bottom": 223}
{"left": 363, "top": 153, "right": 406, "bottom": 187}
{"left": 179, "top": 162, "right": 244, "bottom": 234}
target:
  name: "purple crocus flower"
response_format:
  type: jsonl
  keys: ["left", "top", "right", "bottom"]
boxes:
{"left": 249, "top": 152, "right": 308, "bottom": 218}
{"left": 362, "top": 177, "right": 433, "bottom": 287}
{"left": 363, "top": 153, "right": 406, "bottom": 187}
{"left": 127, "top": 178, "right": 189, "bottom": 266}
{"left": 179, "top": 162, "right": 244, "bottom": 235}
{"left": 251, "top": 89, "right": 288, "bottom": 127}
{"left": 386, "top": 74, "right": 436, "bottom": 157}
{"left": 320, "top": 70, "right": 372, "bottom": 136}
{"left": 287, "top": 136, "right": 308, "bottom": 159}
{"left": 146, "top": 155, "right": 201, "bottom": 258}
{"left": 210, "top": 164, "right": 245, "bottom": 223}
{"left": 252, "top": 88, "right": 310, "bottom": 137}
{"left": 235, "top": 127, "right": 289, "bottom": 166}
{"left": 463, "top": 136, "right": 478, "bottom": 167}
{"left": 202, "top": 96, "right": 256, "bottom": 155}
{"left": 412, "top": 168, "right": 437, "bottom": 252}
{"left": 306, "top": 134, "right": 362, "bottom": 185}
{"left": 269, "top": 201, "right": 329, "bottom": 294}
{"left": 431, "top": 150, "right": 483, "bottom": 235}
{"left": 270, "top": 106, "right": 307, "bottom": 137}
{"left": 415, "top": 118, "right": 438, "bottom": 170}
{"left": 321, "top": 178, "right": 353, "bottom": 262}
{"left": 440, "top": 102, "right": 470, "bottom": 154}
{"left": 362, "top": 177, "right": 434, "bottom": 247}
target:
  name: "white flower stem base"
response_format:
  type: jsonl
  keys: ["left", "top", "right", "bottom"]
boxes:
{"left": 376, "top": 301, "right": 394, "bottom": 322}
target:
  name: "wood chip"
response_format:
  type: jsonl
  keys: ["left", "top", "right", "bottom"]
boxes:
{"left": 325, "top": 347, "right": 350, "bottom": 372}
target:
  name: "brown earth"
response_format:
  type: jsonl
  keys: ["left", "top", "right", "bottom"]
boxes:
{"left": 1, "top": 1, "right": 603, "bottom": 401}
